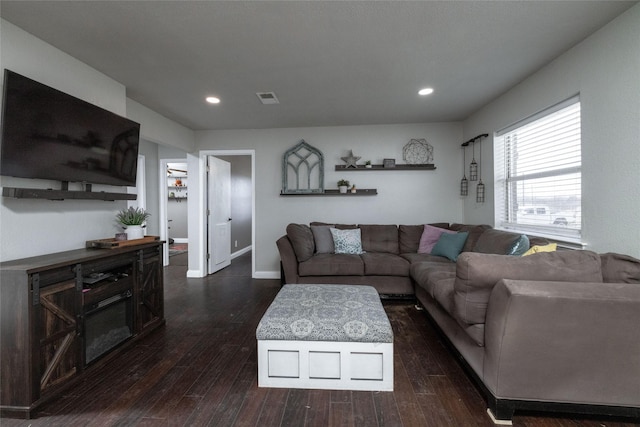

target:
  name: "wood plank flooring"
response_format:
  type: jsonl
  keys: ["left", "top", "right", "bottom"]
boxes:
{"left": 3, "top": 252, "right": 637, "bottom": 427}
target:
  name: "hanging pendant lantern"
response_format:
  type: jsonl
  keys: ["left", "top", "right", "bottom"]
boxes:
{"left": 460, "top": 145, "right": 468, "bottom": 196}
{"left": 476, "top": 138, "right": 485, "bottom": 203}
{"left": 476, "top": 179, "right": 485, "bottom": 203}
{"left": 469, "top": 141, "right": 478, "bottom": 181}
{"left": 461, "top": 176, "right": 469, "bottom": 197}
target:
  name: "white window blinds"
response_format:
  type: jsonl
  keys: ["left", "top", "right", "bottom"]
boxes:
{"left": 494, "top": 96, "right": 582, "bottom": 242}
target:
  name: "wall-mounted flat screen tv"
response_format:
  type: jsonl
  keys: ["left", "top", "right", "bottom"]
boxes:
{"left": 1, "top": 69, "right": 141, "bottom": 187}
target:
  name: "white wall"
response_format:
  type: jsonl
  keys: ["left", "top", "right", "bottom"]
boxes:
{"left": 191, "top": 123, "right": 463, "bottom": 276}
{"left": 462, "top": 4, "right": 640, "bottom": 258}
{"left": 0, "top": 20, "right": 193, "bottom": 261}
{"left": 126, "top": 99, "right": 195, "bottom": 153}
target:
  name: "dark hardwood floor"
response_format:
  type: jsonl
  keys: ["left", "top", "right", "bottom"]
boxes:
{"left": 3, "top": 251, "right": 637, "bottom": 427}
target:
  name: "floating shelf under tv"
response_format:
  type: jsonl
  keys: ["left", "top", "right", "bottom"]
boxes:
{"left": 2, "top": 187, "right": 136, "bottom": 201}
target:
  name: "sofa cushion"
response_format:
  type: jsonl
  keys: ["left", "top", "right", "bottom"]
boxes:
{"left": 431, "top": 232, "right": 469, "bottom": 261}
{"left": 473, "top": 228, "right": 528, "bottom": 255}
{"left": 311, "top": 225, "right": 334, "bottom": 253}
{"left": 401, "top": 253, "right": 451, "bottom": 264}
{"left": 600, "top": 252, "right": 640, "bottom": 284}
{"left": 298, "top": 253, "right": 364, "bottom": 276}
{"left": 361, "top": 253, "right": 410, "bottom": 276}
{"left": 398, "top": 223, "right": 449, "bottom": 253}
{"left": 359, "top": 224, "right": 399, "bottom": 254}
{"left": 286, "top": 223, "right": 315, "bottom": 262}
{"left": 462, "top": 324, "right": 485, "bottom": 348}
{"left": 449, "top": 224, "right": 492, "bottom": 252}
{"left": 418, "top": 225, "right": 456, "bottom": 254}
{"left": 453, "top": 250, "right": 603, "bottom": 329}
{"left": 411, "top": 261, "right": 456, "bottom": 299}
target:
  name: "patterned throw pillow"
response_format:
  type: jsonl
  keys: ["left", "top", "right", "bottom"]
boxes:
{"left": 330, "top": 228, "right": 364, "bottom": 254}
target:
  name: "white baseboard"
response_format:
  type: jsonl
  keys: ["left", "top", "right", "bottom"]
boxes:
{"left": 171, "top": 237, "right": 188, "bottom": 244}
{"left": 486, "top": 409, "right": 513, "bottom": 425}
{"left": 254, "top": 270, "right": 280, "bottom": 280}
{"left": 186, "top": 269, "right": 205, "bottom": 278}
{"left": 231, "top": 245, "right": 252, "bottom": 259}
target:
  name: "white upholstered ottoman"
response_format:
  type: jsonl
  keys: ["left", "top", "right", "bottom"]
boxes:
{"left": 256, "top": 284, "right": 393, "bottom": 391}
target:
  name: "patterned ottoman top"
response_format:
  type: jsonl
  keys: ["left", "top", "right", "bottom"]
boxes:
{"left": 256, "top": 284, "right": 393, "bottom": 343}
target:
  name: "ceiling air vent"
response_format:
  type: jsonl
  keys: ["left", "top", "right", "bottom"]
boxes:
{"left": 256, "top": 91, "right": 279, "bottom": 105}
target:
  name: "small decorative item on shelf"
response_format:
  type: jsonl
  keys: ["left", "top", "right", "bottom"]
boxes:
{"left": 365, "top": 160, "right": 372, "bottom": 168}
{"left": 338, "top": 179, "right": 350, "bottom": 194}
{"left": 383, "top": 158, "right": 396, "bottom": 168}
{"left": 116, "top": 206, "right": 151, "bottom": 240}
{"left": 341, "top": 150, "right": 361, "bottom": 168}
{"left": 351, "top": 184, "right": 357, "bottom": 193}
{"left": 403, "top": 138, "right": 434, "bottom": 164}
{"left": 175, "top": 178, "right": 182, "bottom": 186}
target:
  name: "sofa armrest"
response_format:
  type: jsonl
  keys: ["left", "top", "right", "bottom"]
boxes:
{"left": 484, "top": 279, "right": 640, "bottom": 408}
{"left": 276, "top": 235, "right": 299, "bottom": 284}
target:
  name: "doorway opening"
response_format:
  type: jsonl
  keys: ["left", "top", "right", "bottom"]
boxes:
{"left": 159, "top": 159, "right": 188, "bottom": 265}
{"left": 196, "top": 150, "right": 255, "bottom": 278}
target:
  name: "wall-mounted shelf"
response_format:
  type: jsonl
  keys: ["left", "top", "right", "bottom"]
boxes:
{"left": 335, "top": 164, "right": 436, "bottom": 171}
{"left": 280, "top": 189, "right": 377, "bottom": 196}
{"left": 2, "top": 187, "right": 136, "bottom": 201}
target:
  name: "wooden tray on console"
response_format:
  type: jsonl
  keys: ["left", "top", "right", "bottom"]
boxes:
{"left": 86, "top": 235, "right": 160, "bottom": 249}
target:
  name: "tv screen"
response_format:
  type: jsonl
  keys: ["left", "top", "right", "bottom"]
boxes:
{"left": 1, "top": 69, "right": 140, "bottom": 187}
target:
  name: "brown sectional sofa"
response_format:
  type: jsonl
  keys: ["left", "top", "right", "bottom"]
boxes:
{"left": 277, "top": 222, "right": 496, "bottom": 296}
{"left": 276, "top": 222, "right": 640, "bottom": 422}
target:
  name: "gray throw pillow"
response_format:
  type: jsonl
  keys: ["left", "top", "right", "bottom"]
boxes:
{"left": 286, "top": 223, "right": 315, "bottom": 262}
{"left": 311, "top": 225, "right": 335, "bottom": 253}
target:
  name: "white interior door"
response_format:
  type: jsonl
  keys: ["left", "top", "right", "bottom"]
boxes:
{"left": 207, "top": 156, "right": 231, "bottom": 274}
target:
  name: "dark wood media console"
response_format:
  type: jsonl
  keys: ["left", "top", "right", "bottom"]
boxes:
{"left": 0, "top": 241, "right": 164, "bottom": 419}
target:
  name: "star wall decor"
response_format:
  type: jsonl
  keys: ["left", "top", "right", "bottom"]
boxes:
{"left": 341, "top": 150, "right": 361, "bottom": 168}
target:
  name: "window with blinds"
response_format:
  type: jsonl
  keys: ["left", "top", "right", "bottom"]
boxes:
{"left": 494, "top": 96, "right": 582, "bottom": 242}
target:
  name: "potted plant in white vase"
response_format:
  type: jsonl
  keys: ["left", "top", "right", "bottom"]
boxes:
{"left": 337, "top": 179, "right": 350, "bottom": 194}
{"left": 116, "top": 207, "right": 151, "bottom": 240}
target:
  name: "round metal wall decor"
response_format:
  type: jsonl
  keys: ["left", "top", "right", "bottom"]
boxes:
{"left": 403, "top": 139, "right": 434, "bottom": 164}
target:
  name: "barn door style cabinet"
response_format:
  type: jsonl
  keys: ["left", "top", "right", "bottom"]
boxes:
{"left": 0, "top": 242, "right": 164, "bottom": 419}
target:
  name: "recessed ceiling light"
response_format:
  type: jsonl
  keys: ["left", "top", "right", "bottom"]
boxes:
{"left": 418, "top": 88, "right": 434, "bottom": 96}
{"left": 206, "top": 96, "right": 221, "bottom": 104}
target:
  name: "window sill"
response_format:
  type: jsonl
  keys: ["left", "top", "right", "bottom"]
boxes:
{"left": 496, "top": 226, "right": 584, "bottom": 250}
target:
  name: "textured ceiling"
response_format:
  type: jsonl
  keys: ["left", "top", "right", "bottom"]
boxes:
{"left": 1, "top": 1, "right": 636, "bottom": 131}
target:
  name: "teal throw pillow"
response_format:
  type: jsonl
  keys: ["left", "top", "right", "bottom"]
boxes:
{"left": 508, "top": 234, "right": 530, "bottom": 256}
{"left": 431, "top": 231, "right": 469, "bottom": 261}
{"left": 330, "top": 227, "right": 364, "bottom": 255}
